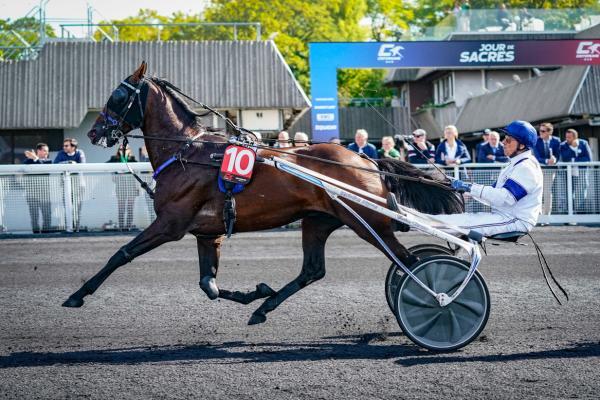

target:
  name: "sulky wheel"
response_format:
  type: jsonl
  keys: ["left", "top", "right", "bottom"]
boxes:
{"left": 385, "top": 244, "right": 455, "bottom": 314}
{"left": 393, "top": 255, "right": 490, "bottom": 352}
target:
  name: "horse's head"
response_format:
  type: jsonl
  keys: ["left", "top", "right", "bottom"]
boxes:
{"left": 88, "top": 61, "right": 150, "bottom": 148}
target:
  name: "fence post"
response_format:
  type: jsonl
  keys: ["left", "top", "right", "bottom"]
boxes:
{"left": 566, "top": 164, "right": 574, "bottom": 219}
{"left": 63, "top": 171, "right": 74, "bottom": 232}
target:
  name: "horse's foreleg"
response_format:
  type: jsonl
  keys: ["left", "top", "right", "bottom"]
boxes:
{"left": 62, "top": 216, "right": 186, "bottom": 307}
{"left": 196, "top": 235, "right": 276, "bottom": 304}
{"left": 248, "top": 214, "right": 342, "bottom": 325}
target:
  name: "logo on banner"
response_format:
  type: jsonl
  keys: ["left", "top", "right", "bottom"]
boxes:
{"left": 377, "top": 44, "right": 404, "bottom": 63}
{"left": 576, "top": 41, "right": 600, "bottom": 61}
{"left": 460, "top": 43, "right": 515, "bottom": 63}
{"left": 316, "top": 113, "right": 335, "bottom": 122}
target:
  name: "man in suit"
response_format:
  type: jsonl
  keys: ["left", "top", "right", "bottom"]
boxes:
{"left": 477, "top": 131, "right": 508, "bottom": 163}
{"left": 475, "top": 129, "right": 490, "bottom": 162}
{"left": 559, "top": 128, "right": 593, "bottom": 213}
{"left": 533, "top": 122, "right": 560, "bottom": 219}
{"left": 24, "top": 143, "right": 53, "bottom": 233}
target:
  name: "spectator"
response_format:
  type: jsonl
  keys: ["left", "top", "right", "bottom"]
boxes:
{"left": 294, "top": 132, "right": 309, "bottom": 146}
{"left": 435, "top": 125, "right": 471, "bottom": 165}
{"left": 534, "top": 122, "right": 560, "bottom": 219}
{"left": 54, "top": 138, "right": 86, "bottom": 164}
{"left": 459, "top": 0, "right": 471, "bottom": 32}
{"left": 378, "top": 136, "right": 400, "bottom": 159}
{"left": 55, "top": 138, "right": 86, "bottom": 231}
{"left": 347, "top": 129, "right": 378, "bottom": 159}
{"left": 559, "top": 128, "right": 593, "bottom": 213}
{"left": 475, "top": 129, "right": 490, "bottom": 162}
{"left": 517, "top": 7, "right": 534, "bottom": 31}
{"left": 23, "top": 143, "right": 53, "bottom": 233}
{"left": 477, "top": 131, "right": 508, "bottom": 163}
{"left": 107, "top": 144, "right": 139, "bottom": 230}
{"left": 407, "top": 129, "right": 435, "bottom": 164}
{"left": 251, "top": 132, "right": 264, "bottom": 144}
{"left": 139, "top": 145, "right": 151, "bottom": 162}
{"left": 497, "top": 3, "right": 512, "bottom": 31}
{"left": 275, "top": 131, "right": 291, "bottom": 148}
{"left": 329, "top": 137, "right": 342, "bottom": 145}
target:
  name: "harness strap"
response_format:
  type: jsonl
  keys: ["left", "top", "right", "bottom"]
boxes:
{"left": 152, "top": 156, "right": 177, "bottom": 180}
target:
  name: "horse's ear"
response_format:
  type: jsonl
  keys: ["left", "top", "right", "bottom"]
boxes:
{"left": 132, "top": 61, "right": 147, "bottom": 82}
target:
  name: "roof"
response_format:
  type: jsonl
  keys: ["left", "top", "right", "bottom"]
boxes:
{"left": 384, "top": 68, "right": 436, "bottom": 85}
{"left": 0, "top": 40, "right": 310, "bottom": 129}
{"left": 455, "top": 66, "right": 591, "bottom": 133}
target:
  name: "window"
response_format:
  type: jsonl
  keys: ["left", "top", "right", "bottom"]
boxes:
{"left": 433, "top": 74, "right": 454, "bottom": 105}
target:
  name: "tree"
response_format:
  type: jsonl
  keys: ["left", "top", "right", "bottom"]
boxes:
{"left": 0, "top": 17, "right": 55, "bottom": 60}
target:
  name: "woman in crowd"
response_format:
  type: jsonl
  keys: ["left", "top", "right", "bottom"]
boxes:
{"left": 107, "top": 144, "right": 139, "bottom": 230}
{"left": 435, "top": 125, "right": 471, "bottom": 165}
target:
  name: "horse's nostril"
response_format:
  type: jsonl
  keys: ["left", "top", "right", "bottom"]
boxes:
{"left": 87, "top": 129, "right": 97, "bottom": 141}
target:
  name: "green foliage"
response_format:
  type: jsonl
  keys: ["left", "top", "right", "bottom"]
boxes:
{"left": 90, "top": 0, "right": 600, "bottom": 101}
{"left": 0, "top": 17, "right": 55, "bottom": 60}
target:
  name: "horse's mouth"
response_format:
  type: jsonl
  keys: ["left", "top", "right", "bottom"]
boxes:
{"left": 88, "top": 130, "right": 108, "bottom": 148}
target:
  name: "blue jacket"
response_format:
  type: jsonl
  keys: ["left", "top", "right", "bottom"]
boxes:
{"left": 54, "top": 149, "right": 86, "bottom": 164}
{"left": 347, "top": 142, "right": 378, "bottom": 159}
{"left": 435, "top": 139, "right": 471, "bottom": 164}
{"left": 407, "top": 142, "right": 435, "bottom": 164}
{"left": 559, "top": 139, "right": 592, "bottom": 163}
{"left": 533, "top": 136, "right": 561, "bottom": 165}
{"left": 477, "top": 142, "right": 508, "bottom": 163}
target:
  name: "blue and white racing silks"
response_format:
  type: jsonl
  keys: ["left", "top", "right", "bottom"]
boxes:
{"left": 427, "top": 150, "right": 543, "bottom": 237}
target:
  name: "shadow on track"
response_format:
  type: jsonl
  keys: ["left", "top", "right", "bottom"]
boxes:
{"left": 395, "top": 341, "right": 600, "bottom": 367}
{"left": 1, "top": 334, "right": 598, "bottom": 369}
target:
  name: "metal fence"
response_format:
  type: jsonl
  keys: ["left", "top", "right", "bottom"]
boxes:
{"left": 1, "top": 162, "right": 599, "bottom": 234}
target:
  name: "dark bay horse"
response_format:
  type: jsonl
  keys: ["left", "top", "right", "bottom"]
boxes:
{"left": 63, "top": 62, "right": 464, "bottom": 325}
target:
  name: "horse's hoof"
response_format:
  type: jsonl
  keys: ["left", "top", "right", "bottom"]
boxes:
{"left": 62, "top": 296, "right": 84, "bottom": 308}
{"left": 248, "top": 313, "right": 267, "bottom": 325}
{"left": 256, "top": 283, "right": 276, "bottom": 297}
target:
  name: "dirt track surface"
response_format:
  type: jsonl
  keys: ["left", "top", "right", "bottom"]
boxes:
{"left": 1, "top": 226, "right": 599, "bottom": 399}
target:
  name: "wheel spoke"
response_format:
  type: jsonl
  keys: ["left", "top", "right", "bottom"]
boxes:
{"left": 448, "top": 308, "right": 463, "bottom": 343}
{"left": 401, "top": 286, "right": 436, "bottom": 309}
{"left": 452, "top": 297, "right": 485, "bottom": 316}
{"left": 411, "top": 311, "right": 442, "bottom": 337}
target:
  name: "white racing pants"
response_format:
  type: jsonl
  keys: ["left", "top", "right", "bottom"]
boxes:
{"left": 426, "top": 212, "right": 532, "bottom": 237}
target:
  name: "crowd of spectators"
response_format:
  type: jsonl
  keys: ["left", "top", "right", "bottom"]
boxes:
{"left": 13, "top": 124, "right": 595, "bottom": 233}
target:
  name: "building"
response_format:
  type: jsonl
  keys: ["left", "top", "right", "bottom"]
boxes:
{"left": 383, "top": 24, "right": 600, "bottom": 159}
{"left": 0, "top": 40, "right": 310, "bottom": 163}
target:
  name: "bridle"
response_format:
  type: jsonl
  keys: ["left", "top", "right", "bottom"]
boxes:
{"left": 98, "top": 76, "right": 148, "bottom": 147}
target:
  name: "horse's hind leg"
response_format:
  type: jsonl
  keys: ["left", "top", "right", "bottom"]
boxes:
{"left": 195, "top": 235, "right": 276, "bottom": 304}
{"left": 62, "top": 216, "right": 187, "bottom": 307}
{"left": 248, "top": 214, "right": 343, "bottom": 325}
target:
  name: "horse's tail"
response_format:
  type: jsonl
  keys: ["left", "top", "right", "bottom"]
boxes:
{"left": 375, "top": 158, "right": 464, "bottom": 214}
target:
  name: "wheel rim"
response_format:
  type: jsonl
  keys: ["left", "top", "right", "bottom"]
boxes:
{"left": 385, "top": 245, "right": 454, "bottom": 313}
{"left": 394, "top": 256, "right": 490, "bottom": 351}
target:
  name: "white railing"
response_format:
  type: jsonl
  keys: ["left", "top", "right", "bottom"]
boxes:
{"left": 0, "top": 161, "right": 599, "bottom": 234}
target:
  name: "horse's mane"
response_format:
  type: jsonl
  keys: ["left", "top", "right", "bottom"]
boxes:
{"left": 376, "top": 158, "right": 465, "bottom": 214}
{"left": 149, "top": 76, "right": 211, "bottom": 132}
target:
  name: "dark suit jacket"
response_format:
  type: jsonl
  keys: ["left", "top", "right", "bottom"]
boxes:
{"left": 477, "top": 143, "right": 508, "bottom": 163}
{"left": 533, "top": 136, "right": 560, "bottom": 165}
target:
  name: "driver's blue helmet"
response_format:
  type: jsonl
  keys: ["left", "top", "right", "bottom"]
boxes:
{"left": 501, "top": 120, "right": 537, "bottom": 149}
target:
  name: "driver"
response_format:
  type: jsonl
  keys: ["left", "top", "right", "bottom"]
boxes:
{"left": 429, "top": 120, "right": 543, "bottom": 237}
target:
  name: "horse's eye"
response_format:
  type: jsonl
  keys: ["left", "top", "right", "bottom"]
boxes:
{"left": 111, "top": 87, "right": 128, "bottom": 104}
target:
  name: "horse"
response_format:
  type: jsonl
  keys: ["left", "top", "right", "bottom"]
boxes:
{"left": 62, "top": 61, "right": 464, "bottom": 325}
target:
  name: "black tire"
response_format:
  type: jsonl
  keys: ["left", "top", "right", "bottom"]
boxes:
{"left": 384, "top": 244, "right": 454, "bottom": 314}
{"left": 393, "top": 255, "right": 490, "bottom": 352}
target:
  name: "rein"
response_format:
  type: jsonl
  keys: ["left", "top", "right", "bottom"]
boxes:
{"left": 122, "top": 133, "right": 454, "bottom": 191}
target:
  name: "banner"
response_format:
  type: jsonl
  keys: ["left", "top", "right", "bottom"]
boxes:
{"left": 309, "top": 39, "right": 600, "bottom": 141}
